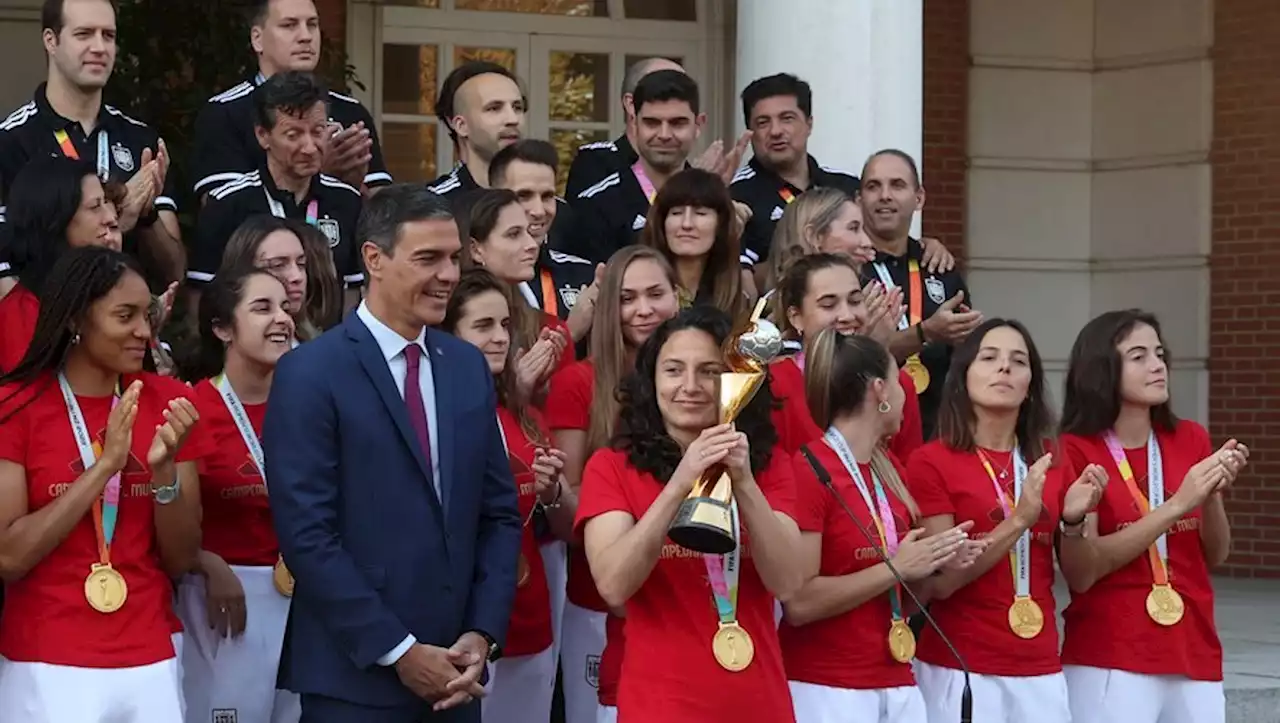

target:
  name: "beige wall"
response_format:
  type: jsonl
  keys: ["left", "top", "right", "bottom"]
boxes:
{"left": 0, "top": 1, "right": 47, "bottom": 113}
{"left": 967, "top": 0, "right": 1212, "bottom": 422}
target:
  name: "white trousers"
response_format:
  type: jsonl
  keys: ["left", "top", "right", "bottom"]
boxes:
{"left": 0, "top": 655, "right": 182, "bottom": 723}
{"left": 561, "top": 601, "right": 606, "bottom": 723}
{"left": 790, "top": 681, "right": 927, "bottom": 723}
{"left": 482, "top": 645, "right": 557, "bottom": 722}
{"left": 539, "top": 541, "right": 568, "bottom": 662}
{"left": 597, "top": 705, "right": 617, "bottom": 723}
{"left": 1064, "top": 665, "right": 1225, "bottom": 723}
{"left": 915, "top": 661, "right": 1071, "bottom": 723}
{"left": 172, "top": 631, "right": 186, "bottom": 718}
{"left": 177, "top": 566, "right": 301, "bottom": 723}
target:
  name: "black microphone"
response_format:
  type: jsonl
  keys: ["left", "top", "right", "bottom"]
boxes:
{"left": 800, "top": 446, "right": 973, "bottom": 723}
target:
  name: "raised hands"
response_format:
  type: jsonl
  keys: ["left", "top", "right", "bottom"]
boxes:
{"left": 146, "top": 397, "right": 199, "bottom": 469}
{"left": 1012, "top": 453, "right": 1053, "bottom": 528}
{"left": 921, "top": 290, "right": 983, "bottom": 346}
{"left": 514, "top": 327, "right": 569, "bottom": 401}
{"left": 1062, "top": 463, "right": 1108, "bottom": 523}
{"left": 100, "top": 380, "right": 143, "bottom": 473}
{"left": 324, "top": 121, "right": 375, "bottom": 190}
{"left": 891, "top": 521, "right": 975, "bottom": 582}
{"left": 692, "top": 131, "right": 752, "bottom": 185}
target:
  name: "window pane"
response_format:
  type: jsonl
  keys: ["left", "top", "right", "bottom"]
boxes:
{"left": 379, "top": 0, "right": 441, "bottom": 6}
{"left": 383, "top": 122, "right": 439, "bottom": 183}
{"left": 549, "top": 52, "right": 609, "bottom": 123}
{"left": 551, "top": 128, "right": 610, "bottom": 196}
{"left": 623, "top": 0, "right": 695, "bottom": 21}
{"left": 454, "top": 46, "right": 518, "bottom": 73}
{"left": 456, "top": 0, "right": 607, "bottom": 15}
{"left": 383, "top": 44, "right": 439, "bottom": 116}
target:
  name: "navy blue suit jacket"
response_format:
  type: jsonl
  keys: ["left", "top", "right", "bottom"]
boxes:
{"left": 264, "top": 312, "right": 522, "bottom": 711}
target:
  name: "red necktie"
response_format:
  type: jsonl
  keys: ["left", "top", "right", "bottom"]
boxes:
{"left": 403, "top": 344, "right": 437, "bottom": 496}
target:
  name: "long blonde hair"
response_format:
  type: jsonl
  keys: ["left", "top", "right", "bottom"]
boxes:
{"left": 764, "top": 187, "right": 855, "bottom": 293}
{"left": 804, "top": 327, "right": 920, "bottom": 520}
{"left": 587, "top": 245, "right": 678, "bottom": 452}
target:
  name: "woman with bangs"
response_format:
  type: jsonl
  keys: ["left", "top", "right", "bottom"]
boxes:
{"left": 1057, "top": 309, "right": 1245, "bottom": 723}
{"left": 576, "top": 305, "right": 803, "bottom": 723}
{"left": 441, "top": 268, "right": 578, "bottom": 723}
{"left": 905, "top": 318, "right": 1106, "bottom": 723}
{"left": 544, "top": 245, "right": 682, "bottom": 723}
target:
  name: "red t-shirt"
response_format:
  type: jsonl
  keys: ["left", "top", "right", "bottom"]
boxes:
{"left": 891, "top": 369, "right": 923, "bottom": 463}
{"left": 1058, "top": 422, "right": 1222, "bottom": 681}
{"left": 905, "top": 440, "right": 1065, "bottom": 677}
{"left": 190, "top": 379, "right": 278, "bottom": 567}
{"left": 575, "top": 447, "right": 798, "bottom": 723}
{"left": 0, "top": 372, "right": 199, "bottom": 667}
{"left": 0, "top": 284, "right": 39, "bottom": 374}
{"left": 780, "top": 441, "right": 916, "bottom": 689}
{"left": 498, "top": 405, "right": 554, "bottom": 658}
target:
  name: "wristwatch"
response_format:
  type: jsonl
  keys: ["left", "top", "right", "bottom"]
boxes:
{"left": 1060, "top": 516, "right": 1086, "bottom": 538}
{"left": 152, "top": 479, "right": 181, "bottom": 505}
{"left": 471, "top": 629, "right": 501, "bottom": 662}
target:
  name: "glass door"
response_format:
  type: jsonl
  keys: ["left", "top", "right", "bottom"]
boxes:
{"left": 378, "top": 28, "right": 532, "bottom": 183}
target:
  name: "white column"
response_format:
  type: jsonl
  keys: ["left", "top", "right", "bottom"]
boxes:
{"left": 734, "top": 0, "right": 923, "bottom": 185}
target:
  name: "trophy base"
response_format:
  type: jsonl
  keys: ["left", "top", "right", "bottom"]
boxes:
{"left": 669, "top": 497, "right": 737, "bottom": 555}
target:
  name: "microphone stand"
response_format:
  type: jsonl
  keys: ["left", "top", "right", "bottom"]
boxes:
{"left": 800, "top": 446, "right": 973, "bottom": 723}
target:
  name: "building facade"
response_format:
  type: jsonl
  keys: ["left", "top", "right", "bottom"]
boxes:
{"left": 0, "top": 0, "right": 1274, "bottom": 577}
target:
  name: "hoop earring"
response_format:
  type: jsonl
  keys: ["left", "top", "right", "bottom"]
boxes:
{"left": 878, "top": 400, "right": 891, "bottom": 414}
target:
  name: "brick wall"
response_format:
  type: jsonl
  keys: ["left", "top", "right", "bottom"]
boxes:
{"left": 315, "top": 0, "right": 347, "bottom": 48}
{"left": 922, "top": 0, "right": 969, "bottom": 258}
{"left": 1211, "top": 0, "right": 1280, "bottom": 578}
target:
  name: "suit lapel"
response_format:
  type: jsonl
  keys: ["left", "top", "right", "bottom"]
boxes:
{"left": 427, "top": 330, "right": 456, "bottom": 516}
{"left": 346, "top": 316, "right": 441, "bottom": 512}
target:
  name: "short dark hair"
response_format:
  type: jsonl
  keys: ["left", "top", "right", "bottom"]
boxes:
{"left": 861, "top": 149, "right": 921, "bottom": 190}
{"left": 5, "top": 156, "right": 102, "bottom": 296}
{"left": 1061, "top": 309, "right": 1180, "bottom": 436}
{"left": 632, "top": 69, "right": 700, "bottom": 116}
{"left": 247, "top": 0, "right": 275, "bottom": 26}
{"left": 488, "top": 139, "right": 558, "bottom": 187}
{"left": 253, "top": 71, "right": 327, "bottom": 131}
{"left": 42, "top": 0, "right": 116, "bottom": 36}
{"left": 357, "top": 183, "right": 454, "bottom": 256}
{"left": 436, "top": 61, "right": 524, "bottom": 142}
{"left": 740, "top": 73, "right": 812, "bottom": 126}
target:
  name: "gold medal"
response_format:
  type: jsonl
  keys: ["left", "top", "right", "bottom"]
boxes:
{"left": 85, "top": 563, "right": 128, "bottom": 613}
{"left": 273, "top": 555, "right": 295, "bottom": 597}
{"left": 888, "top": 619, "right": 916, "bottom": 663}
{"left": 712, "top": 623, "right": 755, "bottom": 672}
{"left": 904, "top": 355, "right": 930, "bottom": 394}
{"left": 1146, "top": 584, "right": 1185, "bottom": 626}
{"left": 1007, "top": 596, "right": 1044, "bottom": 639}
{"left": 516, "top": 553, "right": 530, "bottom": 588}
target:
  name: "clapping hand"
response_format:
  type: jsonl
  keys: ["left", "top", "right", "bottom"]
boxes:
{"left": 324, "top": 121, "right": 374, "bottom": 189}
{"left": 891, "top": 521, "right": 974, "bottom": 582}
{"left": 693, "top": 131, "right": 751, "bottom": 185}
{"left": 146, "top": 398, "right": 199, "bottom": 469}
{"left": 920, "top": 291, "right": 983, "bottom": 345}
{"left": 514, "top": 328, "right": 568, "bottom": 401}
{"left": 100, "top": 381, "right": 143, "bottom": 473}
{"left": 1062, "top": 463, "right": 1108, "bottom": 523}
{"left": 1012, "top": 454, "right": 1052, "bottom": 528}
{"left": 861, "top": 281, "right": 904, "bottom": 346}
{"left": 531, "top": 448, "right": 567, "bottom": 505}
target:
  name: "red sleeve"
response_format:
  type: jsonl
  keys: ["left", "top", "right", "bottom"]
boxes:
{"left": 905, "top": 445, "right": 955, "bottom": 519}
{"left": 1182, "top": 420, "right": 1213, "bottom": 458}
{"left": 545, "top": 362, "right": 592, "bottom": 431}
{"left": 145, "top": 373, "right": 208, "bottom": 464}
{"left": 574, "top": 449, "right": 635, "bottom": 538}
{"left": 1052, "top": 437, "right": 1079, "bottom": 509}
{"left": 756, "top": 445, "right": 797, "bottom": 520}
{"left": 889, "top": 369, "right": 923, "bottom": 463}
{"left": 790, "top": 449, "right": 829, "bottom": 533}
{"left": 0, "top": 384, "right": 30, "bottom": 465}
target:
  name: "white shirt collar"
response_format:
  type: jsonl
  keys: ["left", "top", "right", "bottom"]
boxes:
{"left": 356, "top": 301, "right": 428, "bottom": 363}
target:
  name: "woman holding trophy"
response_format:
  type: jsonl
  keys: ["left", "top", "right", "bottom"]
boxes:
{"left": 576, "top": 306, "right": 802, "bottom": 722}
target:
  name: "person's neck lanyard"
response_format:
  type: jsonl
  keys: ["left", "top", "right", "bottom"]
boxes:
{"left": 265, "top": 189, "right": 319, "bottom": 228}
{"left": 539, "top": 268, "right": 559, "bottom": 317}
{"left": 631, "top": 160, "right": 658, "bottom": 205}
{"left": 976, "top": 446, "right": 1043, "bottom": 639}
{"left": 54, "top": 128, "right": 110, "bottom": 181}
{"left": 59, "top": 373, "right": 127, "bottom": 612}
{"left": 1102, "top": 431, "right": 1184, "bottom": 626}
{"left": 214, "top": 374, "right": 264, "bottom": 480}
{"left": 872, "top": 258, "right": 928, "bottom": 393}
{"left": 778, "top": 187, "right": 797, "bottom": 205}
{"left": 824, "top": 429, "right": 908, "bottom": 633}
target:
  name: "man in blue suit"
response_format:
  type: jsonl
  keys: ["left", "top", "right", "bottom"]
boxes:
{"left": 265, "top": 184, "right": 522, "bottom": 721}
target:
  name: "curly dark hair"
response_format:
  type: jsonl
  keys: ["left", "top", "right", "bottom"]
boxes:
{"left": 613, "top": 305, "right": 778, "bottom": 483}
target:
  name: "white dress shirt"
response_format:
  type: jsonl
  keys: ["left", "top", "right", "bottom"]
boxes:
{"left": 356, "top": 301, "right": 441, "bottom": 666}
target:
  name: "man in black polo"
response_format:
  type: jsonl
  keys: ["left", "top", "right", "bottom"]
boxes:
{"left": 426, "top": 61, "right": 526, "bottom": 204}
{"left": 188, "top": 72, "right": 363, "bottom": 309}
{"left": 189, "top": 0, "right": 390, "bottom": 199}
{"left": 859, "top": 148, "right": 983, "bottom": 438}
{"left": 0, "top": 0, "right": 183, "bottom": 287}
{"left": 563, "top": 56, "right": 684, "bottom": 200}
{"left": 732, "top": 73, "right": 861, "bottom": 275}
{"left": 490, "top": 139, "right": 599, "bottom": 344}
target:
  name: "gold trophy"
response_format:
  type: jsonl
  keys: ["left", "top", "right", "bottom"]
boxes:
{"left": 668, "top": 299, "right": 783, "bottom": 554}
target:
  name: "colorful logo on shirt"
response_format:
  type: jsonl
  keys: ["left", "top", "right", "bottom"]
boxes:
{"left": 317, "top": 218, "right": 341, "bottom": 248}
{"left": 770, "top": 206, "right": 784, "bottom": 221}
{"left": 111, "top": 142, "right": 135, "bottom": 173}
{"left": 559, "top": 285, "right": 580, "bottom": 309}
{"left": 68, "top": 434, "right": 146, "bottom": 477}
{"left": 925, "top": 276, "right": 946, "bottom": 304}
{"left": 236, "top": 451, "right": 260, "bottom": 480}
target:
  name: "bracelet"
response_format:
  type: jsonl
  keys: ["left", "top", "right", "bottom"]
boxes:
{"left": 540, "top": 481, "right": 564, "bottom": 510}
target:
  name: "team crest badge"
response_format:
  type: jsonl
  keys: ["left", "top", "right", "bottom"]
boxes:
{"left": 560, "top": 285, "right": 580, "bottom": 309}
{"left": 925, "top": 277, "right": 946, "bottom": 304}
{"left": 585, "top": 654, "right": 601, "bottom": 688}
{"left": 111, "top": 143, "right": 135, "bottom": 173}
{"left": 317, "top": 219, "right": 341, "bottom": 248}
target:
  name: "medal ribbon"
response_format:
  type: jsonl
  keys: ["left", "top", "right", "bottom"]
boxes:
{"left": 631, "top": 161, "right": 657, "bottom": 204}
{"left": 778, "top": 187, "right": 796, "bottom": 205}
{"left": 977, "top": 447, "right": 1031, "bottom": 600}
{"left": 214, "top": 374, "right": 265, "bottom": 481}
{"left": 53, "top": 128, "right": 111, "bottom": 181}
{"left": 59, "top": 374, "right": 122, "bottom": 566}
{"left": 825, "top": 429, "right": 905, "bottom": 621}
{"left": 703, "top": 499, "right": 742, "bottom": 626}
{"left": 1102, "top": 432, "right": 1170, "bottom": 587}
{"left": 872, "top": 259, "right": 923, "bottom": 332}
{"left": 265, "top": 189, "right": 320, "bottom": 228}
{"left": 539, "top": 268, "right": 559, "bottom": 317}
